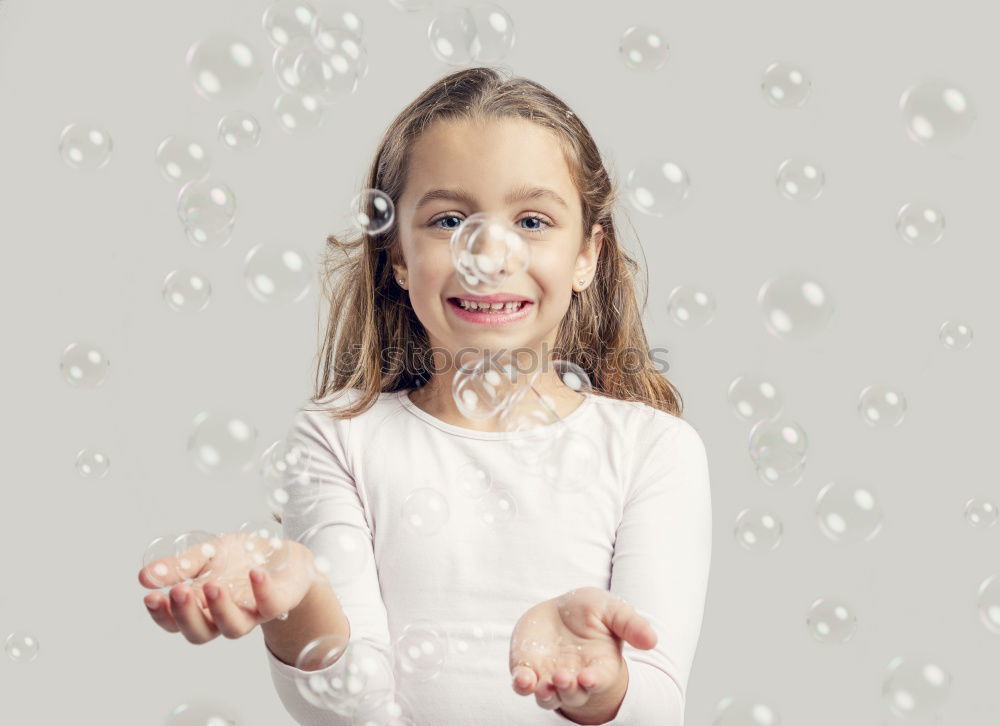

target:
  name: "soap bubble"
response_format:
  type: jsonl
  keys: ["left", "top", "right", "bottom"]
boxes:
{"left": 806, "top": 598, "right": 858, "bottom": 644}
{"left": 475, "top": 487, "right": 519, "bottom": 526}
{"left": 296, "top": 635, "right": 393, "bottom": 714}
{"left": 60, "top": 341, "right": 109, "bottom": 387}
{"left": 452, "top": 354, "right": 526, "bottom": 420}
{"left": 666, "top": 286, "right": 716, "bottom": 327}
{"left": 350, "top": 189, "right": 395, "bottom": 235}
{"left": 896, "top": 201, "right": 945, "bottom": 248}
{"left": 900, "top": 78, "right": 975, "bottom": 146}
{"left": 311, "top": 25, "right": 368, "bottom": 98}
{"left": 776, "top": 158, "right": 824, "bottom": 201}
{"left": 58, "top": 122, "right": 112, "bottom": 170}
{"left": 626, "top": 158, "right": 690, "bottom": 216}
{"left": 218, "top": 111, "right": 262, "bottom": 150}
{"left": 5, "top": 632, "right": 40, "bottom": 663}
{"left": 401, "top": 487, "right": 450, "bottom": 536}
{"left": 753, "top": 444, "right": 805, "bottom": 489}
{"left": 187, "top": 411, "right": 257, "bottom": 474}
{"left": 75, "top": 448, "right": 110, "bottom": 478}
{"left": 166, "top": 701, "right": 236, "bottom": 725}
{"left": 857, "top": 384, "right": 907, "bottom": 428}
{"left": 619, "top": 26, "right": 669, "bottom": 71}
{"left": 162, "top": 268, "right": 212, "bottom": 313}
{"left": 297, "top": 521, "right": 371, "bottom": 590}
{"left": 244, "top": 243, "right": 313, "bottom": 304}
{"left": 351, "top": 688, "right": 416, "bottom": 726}
{"left": 816, "top": 479, "right": 884, "bottom": 543}
{"left": 749, "top": 417, "right": 808, "bottom": 463}
{"left": 712, "top": 697, "right": 781, "bottom": 726}
{"left": 964, "top": 497, "right": 997, "bottom": 529}
{"left": 155, "top": 135, "right": 210, "bottom": 185}
{"left": 976, "top": 574, "right": 1000, "bottom": 634}
{"left": 186, "top": 35, "right": 263, "bottom": 101}
{"left": 454, "top": 460, "right": 493, "bottom": 498}
{"left": 177, "top": 177, "right": 237, "bottom": 249}
{"left": 449, "top": 211, "right": 531, "bottom": 294}
{"left": 260, "top": 436, "right": 316, "bottom": 518}
{"left": 727, "top": 374, "right": 782, "bottom": 422}
{"left": 394, "top": 620, "right": 448, "bottom": 682}
{"left": 536, "top": 428, "right": 600, "bottom": 494}
{"left": 761, "top": 61, "right": 810, "bottom": 108}
{"left": 274, "top": 92, "right": 325, "bottom": 133}
{"left": 428, "top": 4, "right": 515, "bottom": 65}
{"left": 141, "top": 530, "right": 226, "bottom": 589}
{"left": 552, "top": 360, "right": 592, "bottom": 394}
{"left": 881, "top": 655, "right": 952, "bottom": 719}
{"left": 758, "top": 274, "right": 834, "bottom": 340}
{"left": 938, "top": 320, "right": 972, "bottom": 350}
{"left": 313, "top": 3, "right": 364, "bottom": 41}
{"left": 733, "top": 508, "right": 783, "bottom": 552}
{"left": 262, "top": 0, "right": 317, "bottom": 47}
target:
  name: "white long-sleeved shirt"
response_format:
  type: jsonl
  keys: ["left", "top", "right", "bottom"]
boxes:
{"left": 265, "top": 386, "right": 712, "bottom": 725}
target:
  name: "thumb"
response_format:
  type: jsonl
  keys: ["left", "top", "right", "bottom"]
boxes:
{"left": 604, "top": 595, "right": 658, "bottom": 650}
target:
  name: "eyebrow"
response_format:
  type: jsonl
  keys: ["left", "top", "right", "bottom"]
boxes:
{"left": 414, "top": 184, "right": 570, "bottom": 211}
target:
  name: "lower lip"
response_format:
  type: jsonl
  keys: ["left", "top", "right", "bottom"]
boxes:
{"left": 447, "top": 298, "right": 533, "bottom": 325}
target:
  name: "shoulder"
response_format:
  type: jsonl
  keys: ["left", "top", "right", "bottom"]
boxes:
{"left": 587, "top": 393, "right": 705, "bottom": 448}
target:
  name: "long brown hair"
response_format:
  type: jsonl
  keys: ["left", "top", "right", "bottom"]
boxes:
{"left": 304, "top": 65, "right": 683, "bottom": 421}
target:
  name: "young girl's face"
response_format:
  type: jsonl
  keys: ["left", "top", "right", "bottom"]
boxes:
{"left": 394, "top": 117, "right": 603, "bottom": 368}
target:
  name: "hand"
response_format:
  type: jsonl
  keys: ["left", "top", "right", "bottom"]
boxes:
{"left": 138, "top": 532, "right": 320, "bottom": 644}
{"left": 508, "top": 587, "right": 657, "bottom": 718}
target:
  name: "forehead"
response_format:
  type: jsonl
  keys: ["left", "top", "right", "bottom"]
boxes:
{"left": 404, "top": 117, "right": 576, "bottom": 205}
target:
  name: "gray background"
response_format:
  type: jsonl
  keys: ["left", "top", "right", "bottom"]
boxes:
{"left": 2, "top": 0, "right": 998, "bottom": 723}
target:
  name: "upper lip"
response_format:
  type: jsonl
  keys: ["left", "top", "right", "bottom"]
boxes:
{"left": 449, "top": 294, "right": 532, "bottom": 303}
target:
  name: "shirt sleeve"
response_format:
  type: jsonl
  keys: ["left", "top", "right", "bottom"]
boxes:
{"left": 554, "top": 417, "right": 713, "bottom": 726}
{"left": 264, "top": 407, "right": 396, "bottom": 726}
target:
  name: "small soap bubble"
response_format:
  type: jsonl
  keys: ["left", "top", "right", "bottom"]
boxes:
{"left": 976, "top": 574, "right": 1000, "bottom": 634}
{"left": 350, "top": 189, "right": 395, "bottom": 236}
{"left": 217, "top": 111, "right": 262, "bottom": 150}
{"left": 5, "top": 632, "right": 39, "bottom": 663}
{"left": 75, "top": 448, "right": 110, "bottom": 478}
{"left": 310, "top": 25, "right": 367, "bottom": 98}
{"left": 619, "top": 26, "right": 669, "bottom": 71}
{"left": 59, "top": 341, "right": 109, "bottom": 387}
{"left": 401, "top": 488, "right": 450, "bottom": 536}
{"left": 964, "top": 497, "right": 998, "bottom": 529}
{"left": 626, "top": 158, "right": 690, "bottom": 216}
{"left": 162, "top": 268, "right": 213, "bottom": 313}
{"left": 394, "top": 620, "right": 448, "bottom": 682}
{"left": 274, "top": 92, "right": 324, "bottom": 133}
{"left": 260, "top": 435, "right": 316, "bottom": 519}
{"left": 58, "top": 122, "right": 112, "bottom": 170}
{"left": 896, "top": 201, "right": 945, "bottom": 248}
{"left": 761, "top": 61, "right": 810, "bottom": 108}
{"left": 816, "top": 479, "right": 884, "bottom": 543}
{"left": 900, "top": 78, "right": 975, "bottom": 146}
{"left": 666, "top": 286, "right": 716, "bottom": 327}
{"left": 753, "top": 444, "right": 805, "bottom": 489}
{"left": 727, "top": 374, "right": 782, "bottom": 422}
{"left": 758, "top": 274, "right": 834, "bottom": 340}
{"left": 262, "top": 0, "right": 317, "bottom": 47}
{"left": 187, "top": 411, "right": 258, "bottom": 474}
{"left": 748, "top": 417, "right": 808, "bottom": 462}
{"left": 243, "top": 243, "right": 313, "bottom": 304}
{"left": 449, "top": 211, "right": 531, "bottom": 294}
{"left": 297, "top": 522, "right": 370, "bottom": 590}
{"left": 881, "top": 655, "right": 952, "bottom": 719}
{"left": 142, "top": 531, "right": 225, "bottom": 589}
{"left": 475, "top": 487, "right": 519, "bottom": 526}
{"left": 857, "top": 384, "right": 907, "bottom": 428}
{"left": 177, "top": 177, "right": 237, "bottom": 249}
{"left": 776, "top": 158, "right": 824, "bottom": 201}
{"left": 454, "top": 460, "right": 492, "bottom": 498}
{"left": 313, "top": 4, "right": 364, "bottom": 41}
{"left": 155, "top": 135, "right": 210, "bottom": 185}
{"left": 452, "top": 356, "right": 522, "bottom": 420}
{"left": 296, "top": 636, "right": 393, "bottom": 715}
{"left": 186, "top": 35, "right": 263, "bottom": 101}
{"left": 428, "top": 4, "right": 515, "bottom": 65}
{"left": 733, "top": 508, "right": 783, "bottom": 552}
{"left": 806, "top": 598, "right": 858, "bottom": 644}
{"left": 938, "top": 320, "right": 972, "bottom": 350}
{"left": 552, "top": 360, "right": 592, "bottom": 394}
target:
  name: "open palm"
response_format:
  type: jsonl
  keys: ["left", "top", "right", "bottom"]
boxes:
{"left": 508, "top": 586, "right": 657, "bottom": 712}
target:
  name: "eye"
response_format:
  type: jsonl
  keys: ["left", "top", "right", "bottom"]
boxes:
{"left": 429, "top": 213, "right": 552, "bottom": 235}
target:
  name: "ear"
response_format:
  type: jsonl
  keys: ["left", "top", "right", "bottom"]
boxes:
{"left": 573, "top": 223, "right": 604, "bottom": 283}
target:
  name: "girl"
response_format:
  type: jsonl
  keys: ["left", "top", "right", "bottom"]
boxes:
{"left": 139, "top": 66, "right": 712, "bottom": 726}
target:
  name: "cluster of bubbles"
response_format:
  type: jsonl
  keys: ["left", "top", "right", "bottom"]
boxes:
{"left": 427, "top": 4, "right": 516, "bottom": 65}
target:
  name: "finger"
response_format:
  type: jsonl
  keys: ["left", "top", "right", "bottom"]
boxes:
{"left": 511, "top": 665, "right": 537, "bottom": 696}
{"left": 605, "top": 598, "right": 657, "bottom": 650}
{"left": 247, "top": 567, "right": 281, "bottom": 620}
{"left": 143, "top": 592, "right": 180, "bottom": 633}
{"left": 552, "top": 667, "right": 588, "bottom": 708}
{"left": 203, "top": 581, "right": 258, "bottom": 639}
{"left": 169, "top": 584, "right": 220, "bottom": 644}
{"left": 534, "top": 678, "right": 561, "bottom": 710}
{"left": 575, "top": 659, "right": 618, "bottom": 696}
{"left": 139, "top": 545, "right": 212, "bottom": 589}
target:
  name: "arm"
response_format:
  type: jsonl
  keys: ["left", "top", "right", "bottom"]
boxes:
{"left": 263, "top": 407, "right": 395, "bottom": 726}
{"left": 557, "top": 418, "right": 713, "bottom": 725}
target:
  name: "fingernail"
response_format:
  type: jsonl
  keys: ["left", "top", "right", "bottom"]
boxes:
{"left": 145, "top": 599, "right": 160, "bottom": 610}
{"left": 205, "top": 584, "right": 219, "bottom": 601}
{"left": 171, "top": 589, "right": 188, "bottom": 606}
{"left": 250, "top": 568, "right": 265, "bottom": 584}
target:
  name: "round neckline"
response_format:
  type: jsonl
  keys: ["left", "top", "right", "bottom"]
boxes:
{"left": 395, "top": 388, "right": 595, "bottom": 440}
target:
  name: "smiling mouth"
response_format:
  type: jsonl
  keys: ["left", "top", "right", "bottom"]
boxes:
{"left": 447, "top": 297, "right": 531, "bottom": 313}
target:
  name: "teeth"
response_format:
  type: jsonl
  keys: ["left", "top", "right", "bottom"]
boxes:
{"left": 456, "top": 299, "right": 525, "bottom": 312}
